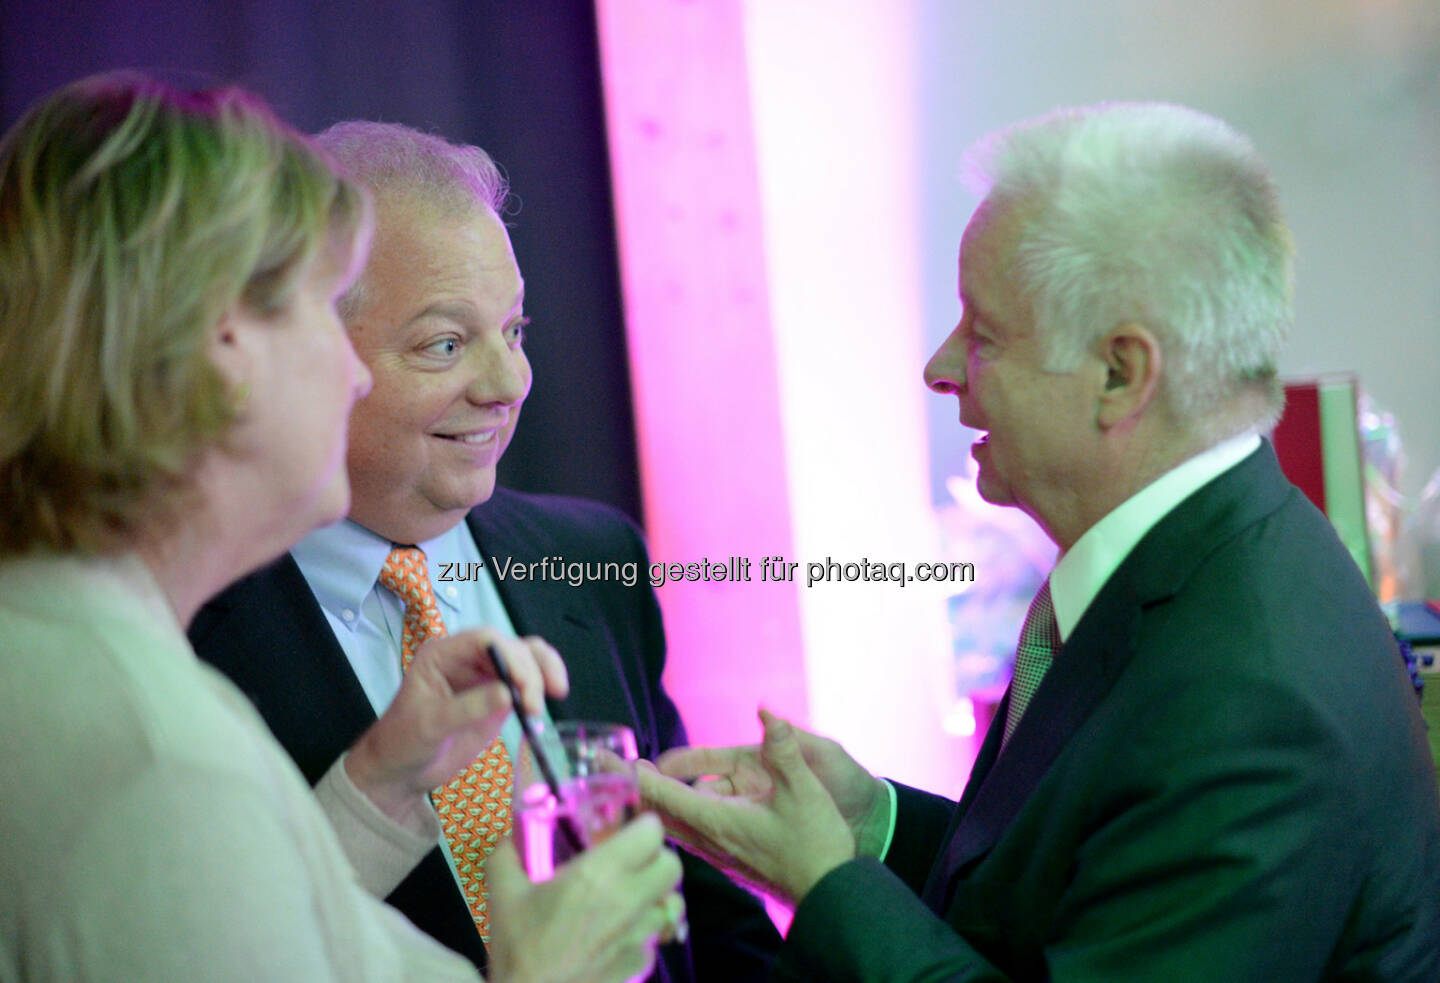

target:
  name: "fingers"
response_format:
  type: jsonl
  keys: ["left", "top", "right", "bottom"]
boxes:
{"left": 418, "top": 629, "right": 569, "bottom": 719}
{"left": 559, "top": 816, "right": 683, "bottom": 967}
{"left": 573, "top": 812, "right": 671, "bottom": 876}
{"left": 572, "top": 816, "right": 681, "bottom": 905}
{"left": 758, "top": 708, "right": 810, "bottom": 791}
{"left": 635, "top": 766, "right": 731, "bottom": 860}
{"left": 486, "top": 634, "right": 567, "bottom": 715}
{"left": 589, "top": 902, "right": 670, "bottom": 983}
{"left": 415, "top": 628, "right": 506, "bottom": 690}
{"left": 521, "top": 635, "right": 570, "bottom": 701}
{"left": 595, "top": 891, "right": 683, "bottom": 980}
{"left": 657, "top": 891, "right": 689, "bottom": 945}
{"left": 636, "top": 764, "right": 704, "bottom": 828}
{"left": 488, "top": 831, "right": 672, "bottom": 983}
{"left": 445, "top": 682, "right": 515, "bottom": 738}
{"left": 692, "top": 774, "right": 738, "bottom": 796}
{"left": 491, "top": 830, "right": 678, "bottom": 939}
{"left": 489, "top": 634, "right": 544, "bottom": 715}
{"left": 656, "top": 745, "right": 747, "bottom": 781}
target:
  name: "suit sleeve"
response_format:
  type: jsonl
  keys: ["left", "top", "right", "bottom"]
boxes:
{"left": 885, "top": 781, "right": 958, "bottom": 891}
{"left": 775, "top": 673, "right": 1373, "bottom": 982}
{"left": 777, "top": 858, "right": 1004, "bottom": 983}
{"left": 773, "top": 783, "right": 989, "bottom": 983}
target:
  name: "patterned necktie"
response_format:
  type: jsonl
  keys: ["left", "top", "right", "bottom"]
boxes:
{"left": 1001, "top": 579, "right": 1060, "bottom": 747}
{"left": 378, "top": 546, "right": 513, "bottom": 944}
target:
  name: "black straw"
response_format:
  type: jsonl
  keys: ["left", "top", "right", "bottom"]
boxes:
{"left": 487, "top": 645, "right": 586, "bottom": 855}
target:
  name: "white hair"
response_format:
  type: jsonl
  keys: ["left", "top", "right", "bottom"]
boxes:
{"left": 964, "top": 102, "right": 1293, "bottom": 433}
{"left": 315, "top": 120, "right": 508, "bottom": 215}
{"left": 314, "top": 121, "right": 509, "bottom": 318}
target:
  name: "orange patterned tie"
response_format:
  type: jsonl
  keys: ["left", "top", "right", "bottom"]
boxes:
{"left": 378, "top": 546, "right": 512, "bottom": 944}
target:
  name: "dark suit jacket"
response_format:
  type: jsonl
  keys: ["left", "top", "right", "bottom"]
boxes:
{"left": 190, "top": 487, "right": 779, "bottom": 982}
{"left": 775, "top": 443, "right": 1440, "bottom": 982}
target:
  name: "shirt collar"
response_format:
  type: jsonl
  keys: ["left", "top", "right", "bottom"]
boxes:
{"left": 291, "top": 518, "right": 472, "bottom": 619}
{"left": 1049, "top": 433, "right": 1261, "bottom": 642}
{"left": 414, "top": 523, "right": 471, "bottom": 615}
{"left": 291, "top": 519, "right": 393, "bottom": 622}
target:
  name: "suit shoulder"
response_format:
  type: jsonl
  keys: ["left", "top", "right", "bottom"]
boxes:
{"left": 476, "top": 488, "right": 647, "bottom": 549}
{"left": 189, "top": 553, "right": 304, "bottom": 642}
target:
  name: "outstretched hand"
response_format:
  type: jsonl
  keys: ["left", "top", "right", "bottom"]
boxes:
{"left": 637, "top": 710, "right": 865, "bottom": 905}
{"left": 656, "top": 712, "right": 892, "bottom": 856}
{"left": 346, "top": 629, "right": 569, "bottom": 824}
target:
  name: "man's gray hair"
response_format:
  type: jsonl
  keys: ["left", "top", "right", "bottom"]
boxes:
{"left": 313, "top": 120, "right": 509, "bottom": 318}
{"left": 315, "top": 120, "right": 508, "bottom": 215}
{"left": 964, "top": 102, "right": 1293, "bottom": 433}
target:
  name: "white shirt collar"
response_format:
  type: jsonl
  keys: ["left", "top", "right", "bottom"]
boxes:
{"left": 1049, "top": 433, "right": 1261, "bottom": 642}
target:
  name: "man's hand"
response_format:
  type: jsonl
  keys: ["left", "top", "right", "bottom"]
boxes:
{"left": 486, "top": 815, "right": 685, "bottom": 983}
{"left": 345, "top": 629, "right": 568, "bottom": 825}
{"left": 638, "top": 710, "right": 859, "bottom": 905}
{"left": 655, "top": 711, "right": 892, "bottom": 858}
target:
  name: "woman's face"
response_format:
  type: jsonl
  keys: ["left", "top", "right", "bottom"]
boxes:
{"left": 237, "top": 250, "right": 373, "bottom": 545}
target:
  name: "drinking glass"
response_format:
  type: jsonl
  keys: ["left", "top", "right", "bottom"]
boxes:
{"left": 514, "top": 720, "right": 640, "bottom": 880}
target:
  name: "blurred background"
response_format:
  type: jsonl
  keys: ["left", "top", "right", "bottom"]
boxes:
{"left": 6, "top": 0, "right": 1436, "bottom": 795}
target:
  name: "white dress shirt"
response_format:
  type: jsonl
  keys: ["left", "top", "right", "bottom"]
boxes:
{"left": 292, "top": 518, "right": 540, "bottom": 897}
{"left": 292, "top": 519, "right": 517, "bottom": 715}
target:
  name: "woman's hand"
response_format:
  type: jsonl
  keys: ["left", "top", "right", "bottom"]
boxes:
{"left": 486, "top": 815, "right": 685, "bottom": 983}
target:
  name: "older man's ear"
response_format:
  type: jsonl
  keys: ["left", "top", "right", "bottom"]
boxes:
{"left": 1095, "top": 322, "right": 1161, "bottom": 430}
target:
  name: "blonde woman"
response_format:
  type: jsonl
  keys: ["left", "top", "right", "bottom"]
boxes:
{"left": 0, "top": 73, "right": 679, "bottom": 983}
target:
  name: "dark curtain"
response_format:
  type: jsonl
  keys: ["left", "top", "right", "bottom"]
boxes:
{"left": 0, "top": 0, "right": 644, "bottom": 522}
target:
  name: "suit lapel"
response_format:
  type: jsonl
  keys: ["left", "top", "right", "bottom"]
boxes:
{"left": 927, "top": 442, "right": 1296, "bottom": 903}
{"left": 466, "top": 494, "right": 642, "bottom": 730}
{"left": 935, "top": 588, "right": 1142, "bottom": 883}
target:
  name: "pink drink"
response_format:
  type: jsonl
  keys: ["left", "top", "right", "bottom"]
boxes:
{"left": 516, "top": 772, "right": 640, "bottom": 880}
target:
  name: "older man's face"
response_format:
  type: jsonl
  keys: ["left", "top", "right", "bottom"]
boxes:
{"left": 342, "top": 196, "right": 531, "bottom": 544}
{"left": 923, "top": 203, "right": 1098, "bottom": 545}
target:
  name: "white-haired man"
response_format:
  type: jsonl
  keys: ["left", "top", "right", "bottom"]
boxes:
{"left": 639, "top": 103, "right": 1440, "bottom": 981}
{"left": 191, "top": 122, "right": 780, "bottom": 982}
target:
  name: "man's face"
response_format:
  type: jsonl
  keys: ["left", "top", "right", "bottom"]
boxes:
{"left": 923, "top": 203, "right": 1097, "bottom": 541}
{"left": 343, "top": 196, "right": 531, "bottom": 544}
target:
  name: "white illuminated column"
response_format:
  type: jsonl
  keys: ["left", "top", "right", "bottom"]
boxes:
{"left": 595, "top": 0, "right": 810, "bottom": 747}
{"left": 597, "top": 0, "right": 969, "bottom": 795}
{"left": 740, "top": 1, "right": 964, "bottom": 793}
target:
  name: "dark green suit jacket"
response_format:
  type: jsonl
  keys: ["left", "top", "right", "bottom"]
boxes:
{"left": 775, "top": 443, "right": 1440, "bottom": 981}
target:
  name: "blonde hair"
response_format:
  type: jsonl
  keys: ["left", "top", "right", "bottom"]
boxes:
{"left": 0, "top": 72, "right": 370, "bottom": 556}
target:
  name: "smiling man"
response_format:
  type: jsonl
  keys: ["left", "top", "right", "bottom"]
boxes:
{"left": 637, "top": 103, "right": 1440, "bottom": 982}
{"left": 341, "top": 186, "right": 530, "bottom": 546}
{"left": 189, "top": 122, "right": 780, "bottom": 982}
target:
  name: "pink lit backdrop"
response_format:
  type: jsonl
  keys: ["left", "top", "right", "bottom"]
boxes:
{"left": 597, "top": 0, "right": 976, "bottom": 802}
